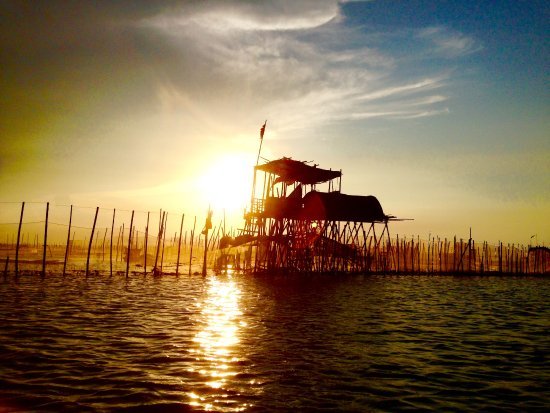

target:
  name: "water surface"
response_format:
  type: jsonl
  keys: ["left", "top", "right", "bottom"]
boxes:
{"left": 0, "top": 273, "right": 548, "bottom": 412}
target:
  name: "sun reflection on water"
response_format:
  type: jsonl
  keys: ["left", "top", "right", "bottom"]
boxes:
{"left": 188, "top": 272, "right": 250, "bottom": 411}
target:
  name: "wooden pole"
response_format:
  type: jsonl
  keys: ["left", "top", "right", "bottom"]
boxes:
{"left": 86, "top": 207, "right": 99, "bottom": 277}
{"left": 63, "top": 205, "right": 73, "bottom": 276}
{"left": 126, "top": 210, "right": 134, "bottom": 278}
{"left": 42, "top": 202, "right": 49, "bottom": 277}
{"left": 176, "top": 213, "right": 184, "bottom": 276}
{"left": 153, "top": 211, "right": 165, "bottom": 274}
{"left": 160, "top": 213, "right": 167, "bottom": 274}
{"left": 498, "top": 242, "right": 502, "bottom": 273}
{"left": 15, "top": 202, "right": 25, "bottom": 277}
{"left": 120, "top": 223, "right": 125, "bottom": 262}
{"left": 202, "top": 228, "right": 209, "bottom": 277}
{"left": 110, "top": 209, "right": 115, "bottom": 277}
{"left": 453, "top": 236, "right": 456, "bottom": 272}
{"left": 144, "top": 212, "right": 149, "bottom": 275}
{"left": 411, "top": 236, "right": 415, "bottom": 273}
{"left": 101, "top": 227, "right": 107, "bottom": 261}
{"left": 202, "top": 209, "right": 213, "bottom": 276}
{"left": 189, "top": 216, "right": 196, "bottom": 275}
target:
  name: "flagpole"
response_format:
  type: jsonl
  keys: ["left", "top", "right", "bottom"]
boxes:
{"left": 256, "top": 120, "right": 267, "bottom": 166}
{"left": 250, "top": 121, "right": 267, "bottom": 216}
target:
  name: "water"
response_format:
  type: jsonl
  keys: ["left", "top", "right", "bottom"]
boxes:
{"left": 0, "top": 273, "right": 548, "bottom": 412}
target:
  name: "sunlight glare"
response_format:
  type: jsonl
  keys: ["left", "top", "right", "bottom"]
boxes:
{"left": 196, "top": 153, "right": 254, "bottom": 213}
{"left": 188, "top": 277, "right": 247, "bottom": 411}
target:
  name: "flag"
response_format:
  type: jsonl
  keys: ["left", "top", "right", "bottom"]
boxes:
{"left": 260, "top": 120, "right": 267, "bottom": 140}
{"left": 201, "top": 209, "right": 213, "bottom": 235}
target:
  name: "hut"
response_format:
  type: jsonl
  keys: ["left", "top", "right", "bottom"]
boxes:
{"left": 224, "top": 157, "right": 397, "bottom": 274}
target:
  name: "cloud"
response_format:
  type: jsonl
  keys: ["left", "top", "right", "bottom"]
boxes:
{"left": 0, "top": 0, "right": 478, "bottom": 166}
{"left": 139, "top": 2, "right": 465, "bottom": 133}
{"left": 416, "top": 26, "right": 481, "bottom": 58}
{"left": 146, "top": 0, "right": 341, "bottom": 32}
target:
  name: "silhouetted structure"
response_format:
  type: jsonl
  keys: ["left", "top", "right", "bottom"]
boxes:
{"left": 223, "top": 157, "right": 397, "bottom": 274}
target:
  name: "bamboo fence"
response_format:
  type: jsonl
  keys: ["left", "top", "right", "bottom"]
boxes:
{"left": 0, "top": 202, "right": 548, "bottom": 276}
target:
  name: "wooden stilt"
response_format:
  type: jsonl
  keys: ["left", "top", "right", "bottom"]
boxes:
{"left": 176, "top": 213, "right": 184, "bottom": 276}
{"left": 110, "top": 209, "right": 115, "bottom": 277}
{"left": 160, "top": 213, "right": 167, "bottom": 274}
{"left": 153, "top": 211, "right": 165, "bottom": 274}
{"left": 144, "top": 212, "right": 149, "bottom": 275}
{"left": 126, "top": 210, "right": 134, "bottom": 278}
{"left": 86, "top": 207, "right": 99, "bottom": 277}
{"left": 63, "top": 205, "right": 73, "bottom": 277}
{"left": 15, "top": 202, "right": 25, "bottom": 277}
{"left": 189, "top": 216, "right": 196, "bottom": 275}
{"left": 41, "top": 202, "right": 49, "bottom": 277}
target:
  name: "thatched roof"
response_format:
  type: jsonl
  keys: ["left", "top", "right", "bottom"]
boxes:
{"left": 256, "top": 158, "right": 341, "bottom": 185}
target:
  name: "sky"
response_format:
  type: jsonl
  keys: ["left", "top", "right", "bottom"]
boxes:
{"left": 1, "top": 0, "right": 548, "bottom": 245}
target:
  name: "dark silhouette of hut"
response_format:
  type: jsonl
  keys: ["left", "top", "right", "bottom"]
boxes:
{"left": 223, "top": 157, "right": 397, "bottom": 274}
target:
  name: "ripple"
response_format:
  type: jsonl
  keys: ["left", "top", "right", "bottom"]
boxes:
{"left": 0, "top": 274, "right": 549, "bottom": 411}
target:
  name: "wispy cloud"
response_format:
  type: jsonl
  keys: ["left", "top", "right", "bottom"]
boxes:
{"left": 148, "top": 0, "right": 341, "bottom": 32}
{"left": 416, "top": 26, "right": 482, "bottom": 58}
{"left": 140, "top": 2, "right": 472, "bottom": 133}
{"left": 1, "top": 0, "right": 481, "bottom": 149}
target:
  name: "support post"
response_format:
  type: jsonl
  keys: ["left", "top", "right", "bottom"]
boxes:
{"left": 110, "top": 209, "right": 115, "bottom": 277}
{"left": 202, "top": 209, "right": 212, "bottom": 277}
{"left": 160, "top": 213, "right": 167, "bottom": 274}
{"left": 42, "top": 202, "right": 49, "bottom": 277}
{"left": 189, "top": 216, "right": 196, "bottom": 275}
{"left": 126, "top": 210, "right": 134, "bottom": 278}
{"left": 15, "top": 202, "right": 25, "bottom": 276}
{"left": 144, "top": 212, "right": 149, "bottom": 275}
{"left": 86, "top": 207, "right": 99, "bottom": 276}
{"left": 63, "top": 205, "right": 73, "bottom": 276}
{"left": 102, "top": 228, "right": 107, "bottom": 262}
{"left": 153, "top": 211, "right": 165, "bottom": 274}
{"left": 176, "top": 213, "right": 184, "bottom": 276}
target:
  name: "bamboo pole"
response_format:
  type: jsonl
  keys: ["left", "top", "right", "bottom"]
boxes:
{"left": 202, "top": 219, "right": 210, "bottom": 277}
{"left": 115, "top": 225, "right": 122, "bottom": 264}
{"left": 63, "top": 205, "right": 73, "bottom": 277}
{"left": 110, "top": 209, "right": 115, "bottom": 277}
{"left": 153, "top": 211, "right": 165, "bottom": 274}
{"left": 120, "top": 223, "right": 125, "bottom": 262}
{"left": 411, "top": 236, "right": 415, "bottom": 273}
{"left": 176, "top": 213, "right": 184, "bottom": 276}
{"left": 144, "top": 212, "right": 149, "bottom": 275}
{"left": 498, "top": 242, "right": 502, "bottom": 273}
{"left": 15, "top": 202, "right": 25, "bottom": 277}
{"left": 41, "top": 202, "right": 49, "bottom": 277}
{"left": 102, "top": 228, "right": 107, "bottom": 262}
{"left": 160, "top": 213, "right": 167, "bottom": 274}
{"left": 126, "top": 210, "right": 134, "bottom": 278}
{"left": 86, "top": 207, "right": 99, "bottom": 277}
{"left": 189, "top": 216, "right": 196, "bottom": 275}
{"left": 417, "top": 236, "right": 421, "bottom": 273}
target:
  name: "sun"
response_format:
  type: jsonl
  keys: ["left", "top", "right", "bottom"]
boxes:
{"left": 196, "top": 152, "right": 254, "bottom": 214}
